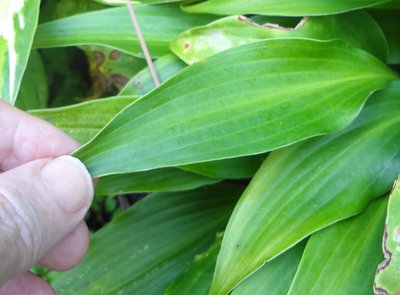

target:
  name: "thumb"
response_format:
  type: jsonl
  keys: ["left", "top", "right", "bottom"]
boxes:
{"left": 0, "top": 156, "right": 93, "bottom": 284}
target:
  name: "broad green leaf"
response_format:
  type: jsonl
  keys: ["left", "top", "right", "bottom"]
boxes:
{"left": 166, "top": 232, "right": 224, "bottom": 295}
{"left": 288, "top": 197, "right": 387, "bottom": 294}
{"left": 33, "top": 5, "right": 218, "bottom": 58}
{"left": 210, "top": 81, "right": 400, "bottom": 295}
{"left": 171, "top": 11, "right": 387, "bottom": 64}
{"left": 30, "top": 96, "right": 137, "bottom": 145}
{"left": 0, "top": 0, "right": 40, "bottom": 104}
{"left": 15, "top": 50, "right": 48, "bottom": 110}
{"left": 52, "top": 184, "right": 243, "bottom": 295}
{"left": 371, "top": 10, "right": 400, "bottom": 64}
{"left": 232, "top": 242, "right": 306, "bottom": 295}
{"left": 119, "top": 54, "right": 186, "bottom": 96}
{"left": 183, "top": 0, "right": 391, "bottom": 16}
{"left": 166, "top": 234, "right": 305, "bottom": 295}
{"left": 74, "top": 38, "right": 397, "bottom": 177}
{"left": 374, "top": 178, "right": 400, "bottom": 294}
{"left": 96, "top": 168, "right": 220, "bottom": 194}
{"left": 181, "top": 155, "right": 266, "bottom": 179}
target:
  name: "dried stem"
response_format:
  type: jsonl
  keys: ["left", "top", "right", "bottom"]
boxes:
{"left": 125, "top": 0, "right": 160, "bottom": 86}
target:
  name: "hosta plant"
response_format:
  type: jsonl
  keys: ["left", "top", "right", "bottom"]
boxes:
{"left": 1, "top": 0, "right": 400, "bottom": 294}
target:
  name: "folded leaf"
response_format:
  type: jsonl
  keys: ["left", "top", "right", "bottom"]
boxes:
{"left": 33, "top": 5, "right": 218, "bottom": 58}
{"left": 52, "top": 184, "right": 243, "bottom": 294}
{"left": 96, "top": 168, "right": 219, "bottom": 194}
{"left": 74, "top": 38, "right": 397, "bottom": 177}
{"left": 171, "top": 11, "right": 387, "bottom": 64}
{"left": 0, "top": 0, "right": 40, "bottom": 104}
{"left": 119, "top": 54, "right": 186, "bottom": 96}
{"left": 374, "top": 177, "right": 400, "bottom": 294}
{"left": 183, "top": 0, "right": 391, "bottom": 16}
{"left": 210, "top": 81, "right": 400, "bottom": 295}
{"left": 288, "top": 197, "right": 387, "bottom": 294}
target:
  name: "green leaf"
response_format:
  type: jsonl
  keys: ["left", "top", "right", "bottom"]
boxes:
{"left": 30, "top": 96, "right": 138, "bottom": 145}
{"left": 183, "top": 0, "right": 391, "bottom": 16}
{"left": 119, "top": 54, "right": 187, "bottom": 96}
{"left": 33, "top": 5, "right": 218, "bottom": 58}
{"left": 95, "top": 0, "right": 182, "bottom": 5}
{"left": 166, "top": 234, "right": 305, "bottom": 295}
{"left": 374, "top": 177, "right": 400, "bottom": 294}
{"left": 0, "top": 0, "right": 40, "bottom": 104}
{"left": 171, "top": 11, "right": 387, "bottom": 64}
{"left": 52, "top": 184, "right": 243, "bottom": 295}
{"left": 74, "top": 38, "right": 397, "bottom": 177}
{"left": 232, "top": 242, "right": 306, "bottom": 295}
{"left": 210, "top": 81, "right": 400, "bottom": 295}
{"left": 96, "top": 168, "right": 220, "bottom": 194}
{"left": 166, "top": 232, "right": 224, "bottom": 295}
{"left": 288, "top": 197, "right": 387, "bottom": 294}
{"left": 15, "top": 50, "right": 48, "bottom": 110}
{"left": 370, "top": 10, "right": 400, "bottom": 64}
{"left": 181, "top": 155, "right": 266, "bottom": 179}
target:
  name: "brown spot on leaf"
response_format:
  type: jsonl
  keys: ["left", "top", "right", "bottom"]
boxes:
{"left": 109, "top": 50, "right": 121, "bottom": 60}
{"left": 184, "top": 42, "right": 191, "bottom": 49}
{"left": 93, "top": 51, "right": 105, "bottom": 68}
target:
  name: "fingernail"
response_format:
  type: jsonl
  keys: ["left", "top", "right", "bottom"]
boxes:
{"left": 42, "top": 156, "right": 94, "bottom": 213}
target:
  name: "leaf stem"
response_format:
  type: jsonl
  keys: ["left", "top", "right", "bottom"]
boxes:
{"left": 125, "top": 0, "right": 161, "bottom": 86}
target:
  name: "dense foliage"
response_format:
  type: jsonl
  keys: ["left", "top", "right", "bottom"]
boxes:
{"left": 1, "top": 0, "right": 400, "bottom": 294}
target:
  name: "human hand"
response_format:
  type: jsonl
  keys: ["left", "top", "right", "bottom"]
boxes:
{"left": 0, "top": 101, "right": 94, "bottom": 294}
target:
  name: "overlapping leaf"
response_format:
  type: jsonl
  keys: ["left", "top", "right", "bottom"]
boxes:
{"left": 30, "top": 96, "right": 137, "bottom": 144}
{"left": 119, "top": 54, "right": 186, "bottom": 96}
{"left": 96, "top": 168, "right": 219, "bottom": 194}
{"left": 171, "top": 11, "right": 387, "bottom": 64}
{"left": 183, "top": 0, "right": 391, "bottom": 16}
{"left": 374, "top": 177, "right": 400, "bottom": 294}
{"left": 371, "top": 10, "right": 400, "bottom": 64}
{"left": 210, "top": 81, "right": 400, "bottom": 295}
{"left": 0, "top": 0, "right": 40, "bottom": 104}
{"left": 288, "top": 197, "right": 387, "bottom": 294}
{"left": 15, "top": 50, "right": 48, "bottom": 110}
{"left": 52, "top": 184, "right": 243, "bottom": 294}
{"left": 33, "top": 5, "right": 218, "bottom": 57}
{"left": 74, "top": 38, "right": 397, "bottom": 177}
{"left": 232, "top": 242, "right": 306, "bottom": 295}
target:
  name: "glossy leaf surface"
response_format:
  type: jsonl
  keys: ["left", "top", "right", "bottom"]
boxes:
{"left": 96, "top": 168, "right": 219, "bottom": 194}
{"left": 33, "top": 5, "right": 218, "bottom": 57}
{"left": 289, "top": 197, "right": 387, "bottom": 294}
{"left": 30, "top": 96, "right": 137, "bottom": 144}
{"left": 374, "top": 178, "right": 400, "bottom": 294}
{"left": 172, "top": 11, "right": 387, "bottom": 64}
{"left": 183, "top": 0, "right": 390, "bottom": 16}
{"left": 0, "top": 0, "right": 40, "bottom": 104}
{"left": 53, "top": 184, "right": 243, "bottom": 294}
{"left": 75, "top": 38, "right": 397, "bottom": 177}
{"left": 210, "top": 81, "right": 400, "bottom": 295}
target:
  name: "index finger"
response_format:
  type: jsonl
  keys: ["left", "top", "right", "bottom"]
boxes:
{"left": 0, "top": 100, "right": 79, "bottom": 171}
